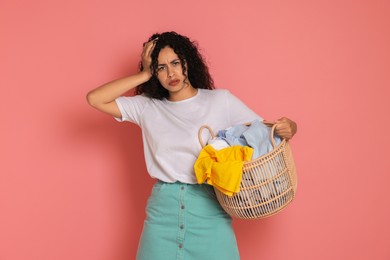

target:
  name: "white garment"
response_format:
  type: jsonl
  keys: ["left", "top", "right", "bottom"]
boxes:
{"left": 207, "top": 139, "right": 230, "bottom": 150}
{"left": 115, "top": 89, "right": 262, "bottom": 184}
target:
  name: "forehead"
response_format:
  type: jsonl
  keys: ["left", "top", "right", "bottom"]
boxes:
{"left": 157, "top": 47, "right": 179, "bottom": 63}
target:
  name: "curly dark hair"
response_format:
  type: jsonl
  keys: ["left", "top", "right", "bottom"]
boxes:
{"left": 135, "top": 31, "right": 215, "bottom": 99}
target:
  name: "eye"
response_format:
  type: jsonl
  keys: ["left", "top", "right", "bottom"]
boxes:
{"left": 172, "top": 60, "right": 181, "bottom": 66}
{"left": 157, "top": 66, "right": 165, "bottom": 72}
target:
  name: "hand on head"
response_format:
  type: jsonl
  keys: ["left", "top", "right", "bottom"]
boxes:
{"left": 141, "top": 38, "right": 158, "bottom": 76}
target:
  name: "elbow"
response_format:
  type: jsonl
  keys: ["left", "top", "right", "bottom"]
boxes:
{"left": 86, "top": 91, "right": 98, "bottom": 107}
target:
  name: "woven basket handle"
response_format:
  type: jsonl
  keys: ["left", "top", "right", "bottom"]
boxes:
{"left": 270, "top": 124, "right": 278, "bottom": 148}
{"left": 198, "top": 125, "right": 216, "bottom": 148}
{"left": 198, "top": 122, "right": 278, "bottom": 148}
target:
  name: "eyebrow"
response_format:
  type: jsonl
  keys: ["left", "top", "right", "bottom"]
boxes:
{"left": 157, "top": 58, "right": 181, "bottom": 67}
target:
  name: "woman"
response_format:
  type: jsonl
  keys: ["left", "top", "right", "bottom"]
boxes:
{"left": 87, "top": 31, "right": 297, "bottom": 260}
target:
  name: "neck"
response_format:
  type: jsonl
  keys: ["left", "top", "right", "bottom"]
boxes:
{"left": 168, "top": 85, "right": 198, "bottom": 102}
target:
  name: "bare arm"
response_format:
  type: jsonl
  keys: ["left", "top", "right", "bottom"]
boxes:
{"left": 86, "top": 72, "right": 151, "bottom": 118}
{"left": 86, "top": 39, "right": 157, "bottom": 118}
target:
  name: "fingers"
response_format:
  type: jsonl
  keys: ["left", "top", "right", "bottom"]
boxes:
{"left": 275, "top": 127, "right": 294, "bottom": 140}
{"left": 272, "top": 117, "right": 297, "bottom": 140}
{"left": 141, "top": 39, "right": 158, "bottom": 74}
{"left": 142, "top": 38, "right": 158, "bottom": 58}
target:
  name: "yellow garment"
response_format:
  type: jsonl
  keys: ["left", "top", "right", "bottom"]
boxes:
{"left": 194, "top": 145, "right": 254, "bottom": 196}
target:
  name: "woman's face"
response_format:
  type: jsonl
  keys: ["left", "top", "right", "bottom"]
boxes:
{"left": 156, "top": 47, "right": 194, "bottom": 100}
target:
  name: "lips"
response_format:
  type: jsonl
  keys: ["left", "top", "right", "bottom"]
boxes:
{"left": 168, "top": 79, "right": 180, "bottom": 86}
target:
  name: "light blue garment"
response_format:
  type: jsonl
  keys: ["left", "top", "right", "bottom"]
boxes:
{"left": 218, "top": 119, "right": 281, "bottom": 159}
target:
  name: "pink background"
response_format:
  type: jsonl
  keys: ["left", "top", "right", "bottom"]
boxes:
{"left": 1, "top": 0, "right": 389, "bottom": 259}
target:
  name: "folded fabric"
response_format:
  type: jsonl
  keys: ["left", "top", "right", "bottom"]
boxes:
{"left": 194, "top": 144, "right": 253, "bottom": 196}
{"left": 218, "top": 119, "right": 281, "bottom": 159}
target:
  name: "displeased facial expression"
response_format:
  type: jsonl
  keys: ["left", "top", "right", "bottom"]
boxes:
{"left": 156, "top": 47, "right": 192, "bottom": 97}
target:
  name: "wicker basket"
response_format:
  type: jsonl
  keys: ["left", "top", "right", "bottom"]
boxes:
{"left": 198, "top": 124, "right": 297, "bottom": 220}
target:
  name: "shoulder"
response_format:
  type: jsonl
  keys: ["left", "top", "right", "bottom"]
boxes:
{"left": 199, "top": 88, "right": 232, "bottom": 99}
{"left": 115, "top": 94, "right": 156, "bottom": 115}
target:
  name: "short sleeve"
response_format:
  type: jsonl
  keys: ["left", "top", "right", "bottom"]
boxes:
{"left": 114, "top": 95, "right": 149, "bottom": 125}
{"left": 225, "top": 90, "right": 263, "bottom": 125}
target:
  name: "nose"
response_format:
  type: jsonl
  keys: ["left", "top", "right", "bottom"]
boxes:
{"left": 167, "top": 65, "right": 174, "bottom": 78}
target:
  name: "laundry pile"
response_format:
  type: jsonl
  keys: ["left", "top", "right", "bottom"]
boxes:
{"left": 195, "top": 119, "right": 290, "bottom": 214}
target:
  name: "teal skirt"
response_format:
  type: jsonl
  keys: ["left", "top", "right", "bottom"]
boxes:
{"left": 136, "top": 181, "right": 240, "bottom": 260}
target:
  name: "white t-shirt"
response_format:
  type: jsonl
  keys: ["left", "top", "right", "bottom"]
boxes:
{"left": 115, "top": 88, "right": 262, "bottom": 184}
